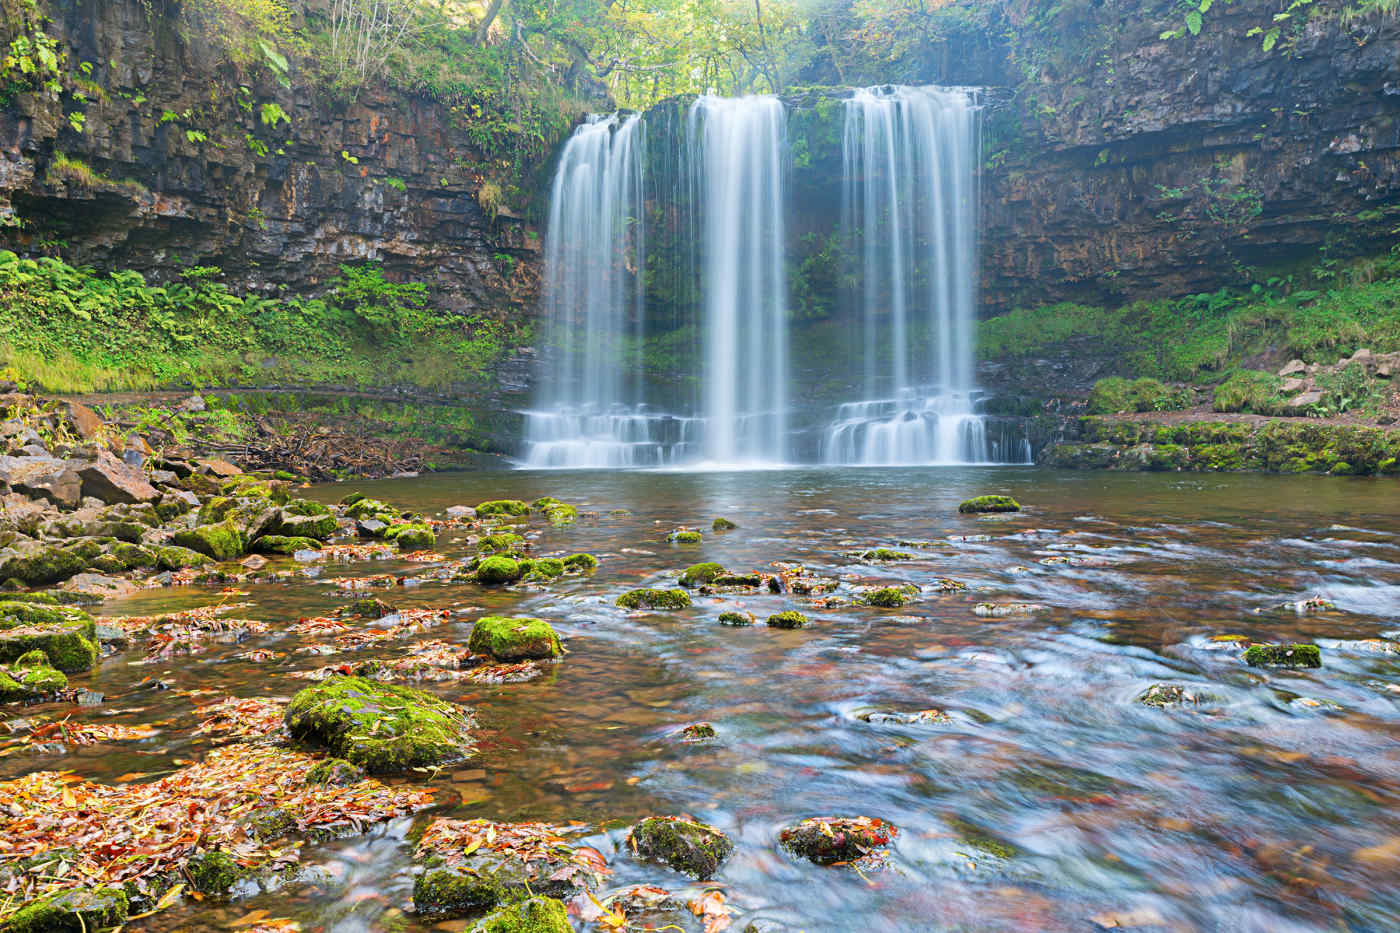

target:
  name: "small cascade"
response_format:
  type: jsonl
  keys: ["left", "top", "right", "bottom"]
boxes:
{"left": 822, "top": 85, "right": 993, "bottom": 466}
{"left": 688, "top": 95, "right": 791, "bottom": 465}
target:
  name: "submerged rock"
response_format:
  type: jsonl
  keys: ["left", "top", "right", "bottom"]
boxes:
{"left": 668, "top": 529, "right": 702, "bottom": 544}
{"left": 857, "top": 548, "right": 915, "bottom": 561}
{"left": 468, "top": 617, "right": 562, "bottom": 661}
{"left": 973, "top": 602, "right": 1046, "bottom": 617}
{"left": 717, "top": 611, "right": 755, "bottom": 626}
{"left": 855, "top": 708, "right": 949, "bottom": 725}
{"left": 766, "top": 611, "right": 809, "bottom": 629}
{"left": 957, "top": 495, "right": 1021, "bottom": 514}
{"left": 780, "top": 816, "right": 898, "bottom": 866}
{"left": 712, "top": 517, "right": 738, "bottom": 531}
{"left": 285, "top": 676, "right": 475, "bottom": 773}
{"left": 678, "top": 722, "right": 717, "bottom": 740}
{"left": 617, "top": 588, "right": 691, "bottom": 610}
{"left": 1244, "top": 643, "right": 1322, "bottom": 668}
{"left": 1137, "top": 683, "right": 1217, "bottom": 708}
{"left": 628, "top": 816, "right": 733, "bottom": 880}
{"left": 858, "top": 586, "right": 918, "bottom": 608}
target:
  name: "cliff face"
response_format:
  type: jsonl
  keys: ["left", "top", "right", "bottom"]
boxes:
{"left": 967, "top": 0, "right": 1400, "bottom": 310}
{"left": 0, "top": 0, "right": 545, "bottom": 317}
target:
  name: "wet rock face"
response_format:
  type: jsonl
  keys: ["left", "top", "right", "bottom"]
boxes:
{"left": 0, "top": 0, "right": 546, "bottom": 324}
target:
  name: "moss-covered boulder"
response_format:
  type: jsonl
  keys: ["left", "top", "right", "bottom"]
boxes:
{"left": 712, "top": 517, "right": 738, "bottom": 531}
{"left": 859, "top": 586, "right": 918, "bottom": 608}
{"left": 710, "top": 572, "right": 762, "bottom": 587}
{"left": 957, "top": 495, "right": 1021, "bottom": 514}
{"left": 266, "top": 499, "right": 338, "bottom": 540}
{"left": 616, "top": 588, "right": 691, "bottom": 610}
{"left": 172, "top": 520, "right": 246, "bottom": 561}
{"left": 305, "top": 757, "right": 363, "bottom": 786}
{"left": 628, "top": 817, "right": 733, "bottom": 880}
{"left": 251, "top": 535, "right": 321, "bottom": 556}
{"left": 679, "top": 562, "right": 725, "bottom": 587}
{"left": 285, "top": 676, "right": 475, "bottom": 773}
{"left": 476, "top": 556, "right": 523, "bottom": 586}
{"left": 1244, "top": 643, "right": 1322, "bottom": 668}
{"left": 467, "top": 897, "right": 571, "bottom": 933}
{"left": 766, "top": 611, "right": 809, "bottom": 629}
{"left": 668, "top": 530, "right": 702, "bottom": 543}
{"left": 478, "top": 533, "right": 525, "bottom": 555}
{"left": 718, "top": 611, "right": 755, "bottom": 626}
{"left": 186, "top": 849, "right": 248, "bottom": 895}
{"left": 385, "top": 522, "right": 436, "bottom": 551}
{"left": 148, "top": 544, "right": 214, "bottom": 570}
{"left": 858, "top": 548, "right": 915, "bottom": 562}
{"left": 475, "top": 499, "right": 530, "bottom": 518}
{"left": 0, "top": 601, "right": 98, "bottom": 672}
{"left": 519, "top": 558, "right": 564, "bottom": 580}
{"left": 0, "top": 886, "right": 129, "bottom": 933}
{"left": 468, "top": 617, "right": 562, "bottom": 661}
{"left": 345, "top": 497, "right": 396, "bottom": 521}
{"left": 543, "top": 503, "right": 578, "bottom": 527}
{"left": 11, "top": 650, "right": 66, "bottom": 694}
{"left": 0, "top": 543, "right": 89, "bottom": 586}
{"left": 562, "top": 553, "right": 598, "bottom": 572}
{"left": 779, "top": 816, "right": 898, "bottom": 865}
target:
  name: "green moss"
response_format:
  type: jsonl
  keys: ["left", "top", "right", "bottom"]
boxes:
{"left": 616, "top": 588, "right": 691, "bottom": 610}
{"left": 468, "top": 617, "right": 562, "bottom": 660}
{"left": 148, "top": 544, "right": 215, "bottom": 569}
{"left": 478, "top": 533, "right": 525, "bottom": 555}
{"left": 669, "top": 530, "right": 702, "bottom": 543}
{"left": 0, "top": 545, "right": 88, "bottom": 586}
{"left": 858, "top": 548, "right": 915, "bottom": 561}
{"left": 628, "top": 817, "right": 733, "bottom": 880}
{"left": 267, "top": 498, "right": 338, "bottom": 540}
{"left": 284, "top": 676, "right": 476, "bottom": 773}
{"left": 711, "top": 572, "right": 761, "bottom": 586}
{"left": 766, "top": 611, "right": 809, "bottom": 629}
{"left": 345, "top": 497, "right": 396, "bottom": 520}
{"left": 679, "top": 562, "right": 725, "bottom": 587}
{"left": 468, "top": 896, "right": 571, "bottom": 932}
{"left": 717, "top": 611, "right": 754, "bottom": 626}
{"left": 251, "top": 535, "right": 321, "bottom": 555}
{"left": 475, "top": 499, "right": 529, "bottom": 517}
{"left": 413, "top": 867, "right": 509, "bottom": 919}
{"left": 1086, "top": 376, "right": 1183, "bottom": 414}
{"left": 186, "top": 849, "right": 245, "bottom": 895}
{"left": 0, "top": 669, "right": 31, "bottom": 702}
{"left": 1213, "top": 369, "right": 1285, "bottom": 413}
{"left": 522, "top": 557, "right": 565, "bottom": 580}
{"left": 1, "top": 886, "right": 129, "bottom": 932}
{"left": 1193, "top": 443, "right": 1246, "bottom": 471}
{"left": 544, "top": 504, "right": 578, "bottom": 527}
{"left": 958, "top": 495, "right": 1021, "bottom": 514}
{"left": 306, "top": 757, "right": 362, "bottom": 786}
{"left": 712, "top": 517, "right": 738, "bottom": 531}
{"left": 860, "top": 586, "right": 916, "bottom": 608}
{"left": 0, "top": 601, "right": 98, "bottom": 672}
{"left": 1244, "top": 643, "right": 1322, "bottom": 668}
{"left": 562, "top": 553, "right": 598, "bottom": 572}
{"left": 475, "top": 556, "right": 523, "bottom": 586}
{"left": 340, "top": 492, "right": 367, "bottom": 506}
{"left": 385, "top": 522, "right": 436, "bottom": 551}
{"left": 172, "top": 520, "right": 246, "bottom": 561}
{"left": 945, "top": 816, "right": 1018, "bottom": 859}
{"left": 779, "top": 817, "right": 898, "bottom": 865}
{"left": 13, "top": 650, "right": 66, "bottom": 693}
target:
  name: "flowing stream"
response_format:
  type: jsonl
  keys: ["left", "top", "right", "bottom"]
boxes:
{"left": 21, "top": 469, "right": 1400, "bottom": 932}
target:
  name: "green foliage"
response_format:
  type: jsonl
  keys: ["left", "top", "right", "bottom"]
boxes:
{"left": 1212, "top": 369, "right": 1284, "bottom": 413}
{"left": 1086, "top": 377, "right": 1185, "bottom": 414}
{"left": 0, "top": 0, "right": 64, "bottom": 104}
{"left": 0, "top": 252, "right": 525, "bottom": 393}
{"left": 978, "top": 254, "right": 1400, "bottom": 383}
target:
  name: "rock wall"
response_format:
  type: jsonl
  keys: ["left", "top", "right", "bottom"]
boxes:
{"left": 968, "top": 0, "right": 1400, "bottom": 310}
{"left": 0, "top": 0, "right": 546, "bottom": 317}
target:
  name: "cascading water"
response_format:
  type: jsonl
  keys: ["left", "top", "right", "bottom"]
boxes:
{"left": 522, "top": 114, "right": 699, "bottom": 468}
{"left": 819, "top": 86, "right": 1003, "bottom": 465}
{"left": 688, "top": 96, "right": 791, "bottom": 465}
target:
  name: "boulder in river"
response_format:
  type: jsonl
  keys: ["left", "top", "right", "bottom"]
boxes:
{"left": 1137, "top": 683, "right": 1217, "bottom": 708}
{"left": 628, "top": 816, "right": 733, "bottom": 880}
{"left": 780, "top": 816, "right": 898, "bottom": 865}
{"left": 562, "top": 552, "right": 598, "bottom": 572}
{"left": 285, "top": 676, "right": 476, "bottom": 773}
{"left": 466, "top": 897, "right": 571, "bottom": 933}
{"left": 858, "top": 586, "right": 918, "bottom": 608}
{"left": 475, "top": 556, "right": 523, "bottom": 585}
{"left": 766, "top": 610, "right": 809, "bottom": 629}
{"left": 617, "top": 588, "right": 691, "bottom": 610}
{"left": 468, "top": 617, "right": 562, "bottom": 661}
{"left": 957, "top": 495, "right": 1021, "bottom": 514}
{"left": 0, "top": 601, "right": 98, "bottom": 671}
{"left": 74, "top": 451, "right": 159, "bottom": 504}
{"left": 712, "top": 517, "right": 738, "bottom": 531}
{"left": 679, "top": 561, "right": 725, "bottom": 587}
{"left": 173, "top": 520, "right": 248, "bottom": 561}
{"left": 265, "top": 498, "right": 338, "bottom": 540}
{"left": 1243, "top": 643, "right": 1322, "bottom": 668}
{"left": 718, "top": 611, "right": 755, "bottom": 626}
{"left": 0, "top": 886, "right": 129, "bottom": 932}
{"left": 474, "top": 499, "right": 530, "bottom": 518}
{"left": 0, "top": 540, "right": 90, "bottom": 585}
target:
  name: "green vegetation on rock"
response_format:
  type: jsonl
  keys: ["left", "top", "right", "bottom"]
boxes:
{"left": 0, "top": 886, "right": 129, "bottom": 933}
{"left": 958, "top": 495, "right": 1021, "bottom": 514}
{"left": 284, "top": 676, "right": 475, "bottom": 773}
{"left": 766, "top": 611, "right": 809, "bottom": 629}
{"left": 0, "top": 601, "right": 97, "bottom": 672}
{"left": 679, "top": 562, "right": 725, "bottom": 587}
{"left": 628, "top": 816, "right": 733, "bottom": 880}
{"left": 616, "top": 588, "right": 691, "bottom": 610}
{"left": 475, "top": 556, "right": 523, "bottom": 586}
{"left": 1243, "top": 643, "right": 1322, "bottom": 668}
{"left": 468, "top": 617, "right": 562, "bottom": 660}
{"left": 467, "top": 896, "right": 572, "bottom": 933}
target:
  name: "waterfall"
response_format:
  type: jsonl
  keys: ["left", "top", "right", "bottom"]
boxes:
{"left": 819, "top": 86, "right": 991, "bottom": 465}
{"left": 522, "top": 114, "right": 692, "bottom": 468}
{"left": 688, "top": 96, "right": 791, "bottom": 465}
